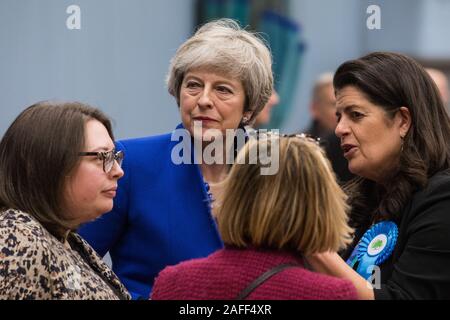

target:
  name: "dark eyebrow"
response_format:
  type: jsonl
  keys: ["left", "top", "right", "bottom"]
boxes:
{"left": 336, "top": 104, "right": 361, "bottom": 114}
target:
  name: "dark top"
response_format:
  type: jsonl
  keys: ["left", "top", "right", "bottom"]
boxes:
{"left": 342, "top": 171, "right": 450, "bottom": 299}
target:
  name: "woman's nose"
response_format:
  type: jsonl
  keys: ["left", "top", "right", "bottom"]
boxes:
{"left": 110, "top": 161, "right": 124, "bottom": 179}
{"left": 197, "top": 89, "right": 213, "bottom": 109}
{"left": 335, "top": 118, "right": 349, "bottom": 138}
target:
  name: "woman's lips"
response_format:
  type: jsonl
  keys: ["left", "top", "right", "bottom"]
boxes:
{"left": 102, "top": 187, "right": 117, "bottom": 198}
{"left": 342, "top": 144, "right": 358, "bottom": 158}
{"left": 102, "top": 191, "right": 116, "bottom": 198}
{"left": 193, "top": 117, "right": 218, "bottom": 123}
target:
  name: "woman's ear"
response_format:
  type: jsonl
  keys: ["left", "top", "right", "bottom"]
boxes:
{"left": 242, "top": 111, "right": 254, "bottom": 124}
{"left": 397, "top": 106, "right": 412, "bottom": 138}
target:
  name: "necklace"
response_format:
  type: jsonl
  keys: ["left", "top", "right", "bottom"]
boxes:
{"left": 203, "top": 181, "right": 215, "bottom": 211}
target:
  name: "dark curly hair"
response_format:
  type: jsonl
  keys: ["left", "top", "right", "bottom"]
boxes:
{"left": 334, "top": 52, "right": 450, "bottom": 228}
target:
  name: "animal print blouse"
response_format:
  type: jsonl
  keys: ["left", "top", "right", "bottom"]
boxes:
{"left": 0, "top": 209, "right": 131, "bottom": 300}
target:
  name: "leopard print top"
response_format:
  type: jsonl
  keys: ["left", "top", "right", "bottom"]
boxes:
{"left": 0, "top": 209, "right": 131, "bottom": 300}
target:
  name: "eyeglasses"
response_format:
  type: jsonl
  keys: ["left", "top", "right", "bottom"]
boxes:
{"left": 281, "top": 133, "right": 323, "bottom": 146}
{"left": 251, "top": 130, "right": 325, "bottom": 147}
{"left": 78, "top": 149, "right": 124, "bottom": 173}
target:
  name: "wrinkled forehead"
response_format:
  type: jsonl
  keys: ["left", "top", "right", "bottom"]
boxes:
{"left": 184, "top": 65, "right": 238, "bottom": 80}
{"left": 184, "top": 60, "right": 243, "bottom": 81}
{"left": 336, "top": 86, "right": 364, "bottom": 103}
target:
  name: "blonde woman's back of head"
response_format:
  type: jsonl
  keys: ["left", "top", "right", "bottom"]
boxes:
{"left": 217, "top": 136, "right": 353, "bottom": 255}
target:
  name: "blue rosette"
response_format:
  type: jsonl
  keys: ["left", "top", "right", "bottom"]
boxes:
{"left": 346, "top": 221, "right": 398, "bottom": 280}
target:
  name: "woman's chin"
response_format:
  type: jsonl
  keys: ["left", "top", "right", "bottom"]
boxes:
{"left": 191, "top": 129, "right": 224, "bottom": 142}
{"left": 102, "top": 203, "right": 114, "bottom": 214}
{"left": 91, "top": 203, "right": 114, "bottom": 221}
{"left": 348, "top": 162, "right": 362, "bottom": 177}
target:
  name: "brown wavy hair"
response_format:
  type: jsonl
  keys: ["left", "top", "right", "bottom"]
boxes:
{"left": 334, "top": 52, "right": 450, "bottom": 228}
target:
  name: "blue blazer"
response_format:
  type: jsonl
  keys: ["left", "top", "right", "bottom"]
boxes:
{"left": 78, "top": 127, "right": 223, "bottom": 299}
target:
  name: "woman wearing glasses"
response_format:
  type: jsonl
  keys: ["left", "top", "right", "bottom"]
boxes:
{"left": 79, "top": 18, "right": 273, "bottom": 299}
{"left": 0, "top": 101, "right": 130, "bottom": 299}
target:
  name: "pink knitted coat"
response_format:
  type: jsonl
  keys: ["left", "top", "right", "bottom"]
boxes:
{"left": 151, "top": 248, "right": 357, "bottom": 300}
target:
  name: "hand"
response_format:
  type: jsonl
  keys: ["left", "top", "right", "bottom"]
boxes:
{"left": 305, "top": 251, "right": 375, "bottom": 300}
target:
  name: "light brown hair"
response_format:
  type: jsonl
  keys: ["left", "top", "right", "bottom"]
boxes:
{"left": 216, "top": 136, "right": 353, "bottom": 255}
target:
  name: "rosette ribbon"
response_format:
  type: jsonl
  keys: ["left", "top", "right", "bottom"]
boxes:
{"left": 346, "top": 221, "right": 398, "bottom": 280}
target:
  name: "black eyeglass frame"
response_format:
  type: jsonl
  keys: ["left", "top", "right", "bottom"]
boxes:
{"left": 78, "top": 149, "right": 124, "bottom": 173}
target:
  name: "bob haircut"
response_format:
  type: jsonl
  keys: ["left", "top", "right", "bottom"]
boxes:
{"left": 0, "top": 101, "right": 114, "bottom": 237}
{"left": 216, "top": 136, "right": 353, "bottom": 255}
{"left": 166, "top": 18, "right": 273, "bottom": 124}
{"left": 334, "top": 52, "right": 450, "bottom": 224}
